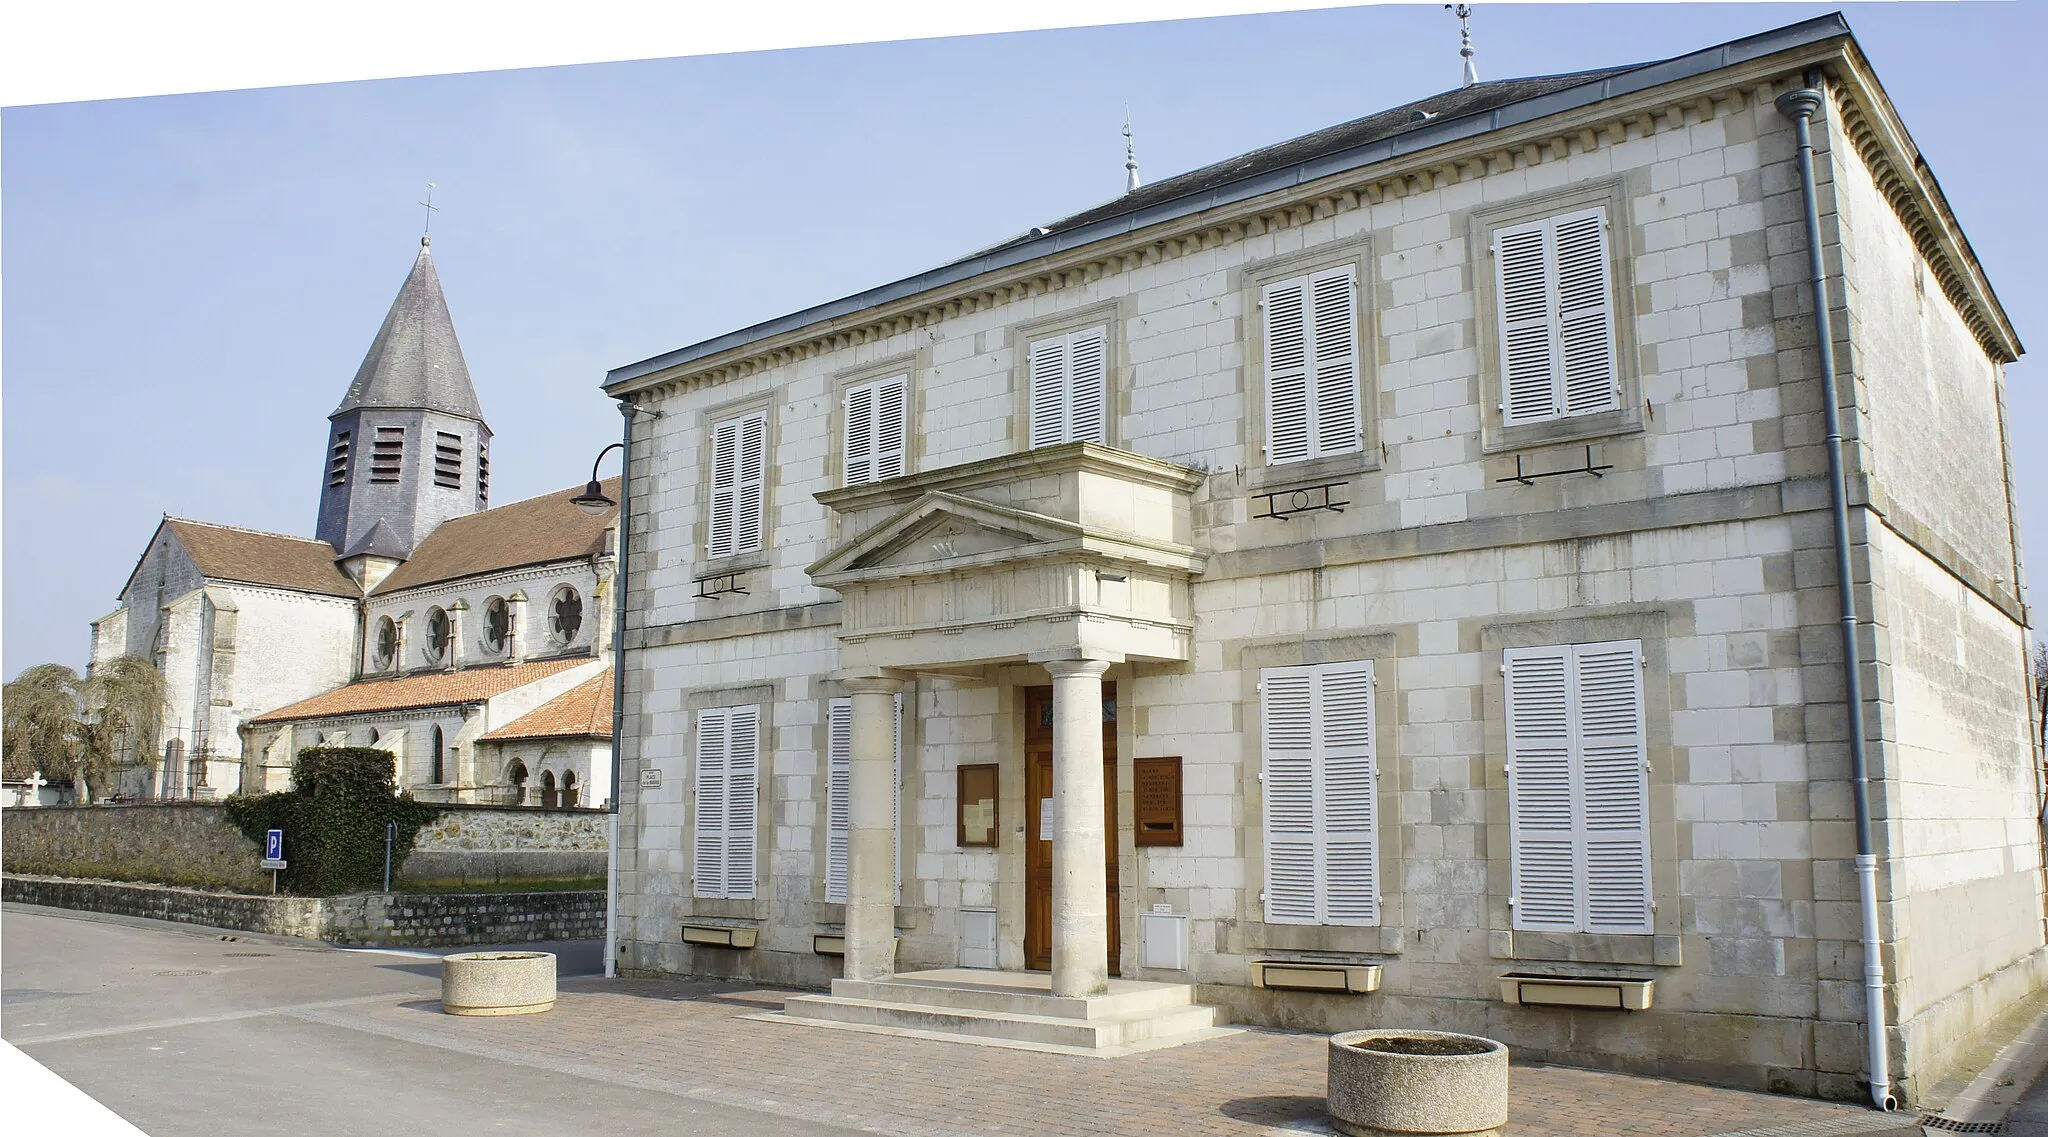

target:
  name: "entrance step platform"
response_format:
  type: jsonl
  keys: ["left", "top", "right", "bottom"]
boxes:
{"left": 749, "top": 969, "right": 1238, "bottom": 1058}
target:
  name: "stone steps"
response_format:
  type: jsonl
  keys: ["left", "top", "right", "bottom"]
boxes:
{"left": 761, "top": 969, "right": 1233, "bottom": 1056}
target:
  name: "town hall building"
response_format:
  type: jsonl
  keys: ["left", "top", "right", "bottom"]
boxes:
{"left": 600, "top": 15, "right": 2037, "bottom": 1107}
{"left": 91, "top": 236, "right": 619, "bottom": 808}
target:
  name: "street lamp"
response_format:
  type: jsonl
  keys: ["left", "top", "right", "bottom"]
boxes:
{"left": 570, "top": 442, "right": 624, "bottom": 516}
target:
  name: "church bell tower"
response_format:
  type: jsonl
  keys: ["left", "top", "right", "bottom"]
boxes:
{"left": 316, "top": 235, "right": 491, "bottom": 581}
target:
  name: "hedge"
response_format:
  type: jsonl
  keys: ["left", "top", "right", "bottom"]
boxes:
{"left": 225, "top": 747, "right": 443, "bottom": 896}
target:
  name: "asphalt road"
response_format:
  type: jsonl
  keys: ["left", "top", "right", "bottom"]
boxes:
{"left": 2, "top": 903, "right": 862, "bottom": 1137}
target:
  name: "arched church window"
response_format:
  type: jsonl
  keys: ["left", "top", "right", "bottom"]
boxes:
{"left": 425, "top": 608, "right": 450, "bottom": 663}
{"left": 374, "top": 617, "right": 397, "bottom": 670}
{"left": 563, "top": 769, "right": 579, "bottom": 808}
{"left": 507, "top": 760, "right": 529, "bottom": 806}
{"left": 369, "top": 728, "right": 380, "bottom": 744}
{"left": 549, "top": 587, "right": 583, "bottom": 643}
{"left": 541, "top": 769, "right": 559, "bottom": 809}
{"left": 430, "top": 726, "right": 445, "bottom": 784}
{"left": 483, "top": 597, "right": 508, "bottom": 653}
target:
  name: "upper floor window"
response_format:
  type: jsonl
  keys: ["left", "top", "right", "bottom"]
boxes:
{"left": 707, "top": 411, "right": 767, "bottom": 558}
{"left": 373, "top": 616, "right": 397, "bottom": 670}
{"left": 433, "top": 431, "right": 463, "bottom": 489}
{"left": 424, "top": 607, "right": 450, "bottom": 663}
{"left": 1504, "top": 639, "right": 1651, "bottom": 935}
{"left": 549, "top": 586, "right": 583, "bottom": 644}
{"left": 1027, "top": 326, "right": 1108, "bottom": 448}
{"left": 1260, "top": 660, "right": 1379, "bottom": 927}
{"left": 1493, "top": 207, "right": 1619, "bottom": 426}
{"left": 483, "top": 597, "right": 508, "bottom": 653}
{"left": 1263, "top": 266, "right": 1361, "bottom": 464}
{"left": 843, "top": 374, "right": 908, "bottom": 486}
{"left": 328, "top": 432, "right": 351, "bottom": 487}
{"left": 370, "top": 426, "right": 405, "bottom": 483}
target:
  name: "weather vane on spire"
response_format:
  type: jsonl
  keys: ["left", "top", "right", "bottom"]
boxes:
{"left": 418, "top": 182, "right": 439, "bottom": 244}
{"left": 1123, "top": 108, "right": 1141, "bottom": 194}
{"left": 1446, "top": 4, "right": 1479, "bottom": 88}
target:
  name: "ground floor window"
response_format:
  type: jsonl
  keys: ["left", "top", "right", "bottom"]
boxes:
{"left": 1259, "top": 660, "right": 1380, "bottom": 926}
{"left": 824, "top": 694, "right": 902, "bottom": 904}
{"left": 694, "top": 705, "right": 760, "bottom": 900}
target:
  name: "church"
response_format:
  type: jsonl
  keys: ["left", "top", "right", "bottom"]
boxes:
{"left": 90, "top": 236, "right": 619, "bottom": 808}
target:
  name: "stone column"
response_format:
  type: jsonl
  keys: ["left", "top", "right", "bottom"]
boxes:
{"left": 843, "top": 673, "right": 905, "bottom": 982}
{"left": 1045, "top": 657, "right": 1113, "bottom": 998}
{"left": 506, "top": 592, "right": 529, "bottom": 663}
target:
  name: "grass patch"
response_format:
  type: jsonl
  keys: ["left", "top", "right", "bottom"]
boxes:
{"left": 393, "top": 877, "right": 606, "bottom": 894}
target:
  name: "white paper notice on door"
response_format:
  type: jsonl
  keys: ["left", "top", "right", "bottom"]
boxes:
{"left": 1039, "top": 798, "right": 1054, "bottom": 841}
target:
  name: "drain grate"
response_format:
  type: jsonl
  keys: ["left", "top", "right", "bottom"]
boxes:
{"left": 222, "top": 952, "right": 274, "bottom": 958}
{"left": 1919, "top": 1117, "right": 2005, "bottom": 1134}
{"left": 154, "top": 969, "right": 210, "bottom": 977}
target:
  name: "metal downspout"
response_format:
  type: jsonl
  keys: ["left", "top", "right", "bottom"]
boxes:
{"left": 605, "top": 401, "right": 635, "bottom": 981}
{"left": 1777, "top": 78, "right": 1896, "bottom": 1112}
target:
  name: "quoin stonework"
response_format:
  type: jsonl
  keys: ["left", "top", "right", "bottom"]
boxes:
{"left": 598, "top": 16, "right": 2036, "bottom": 1104}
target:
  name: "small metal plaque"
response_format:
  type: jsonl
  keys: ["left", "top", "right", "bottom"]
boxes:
{"left": 640, "top": 768, "right": 663, "bottom": 789}
{"left": 1133, "top": 756, "right": 1183, "bottom": 847}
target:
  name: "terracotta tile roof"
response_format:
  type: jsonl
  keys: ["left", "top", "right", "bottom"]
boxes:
{"left": 150, "top": 519, "right": 357, "bottom": 598}
{"left": 250, "top": 658, "right": 595, "bottom": 723}
{"left": 372, "top": 478, "right": 618, "bottom": 594}
{"left": 479, "top": 670, "right": 613, "bottom": 742}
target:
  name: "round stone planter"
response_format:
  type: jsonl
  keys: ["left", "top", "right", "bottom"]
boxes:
{"left": 1327, "top": 1029, "right": 1508, "bottom": 1137}
{"left": 440, "top": 951, "right": 557, "bottom": 1016}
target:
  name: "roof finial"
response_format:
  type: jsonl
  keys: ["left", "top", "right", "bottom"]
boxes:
{"left": 418, "top": 181, "right": 438, "bottom": 247}
{"left": 1446, "top": 4, "right": 1479, "bottom": 88}
{"left": 1123, "top": 108, "right": 1141, "bottom": 194}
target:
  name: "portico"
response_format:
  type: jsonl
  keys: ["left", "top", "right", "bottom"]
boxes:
{"left": 808, "top": 444, "right": 1206, "bottom": 1001}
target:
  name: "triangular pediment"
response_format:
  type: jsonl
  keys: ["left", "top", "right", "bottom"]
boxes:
{"left": 809, "top": 492, "right": 1085, "bottom": 580}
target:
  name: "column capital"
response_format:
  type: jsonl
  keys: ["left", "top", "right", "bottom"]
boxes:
{"left": 1039, "top": 657, "right": 1113, "bottom": 682}
{"left": 833, "top": 669, "right": 908, "bottom": 696}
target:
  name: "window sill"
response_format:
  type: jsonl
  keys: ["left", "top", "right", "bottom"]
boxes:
{"left": 1483, "top": 408, "right": 1641, "bottom": 455}
{"left": 1489, "top": 929, "right": 1680, "bottom": 967}
{"left": 1242, "top": 449, "right": 1380, "bottom": 493}
{"left": 694, "top": 552, "right": 769, "bottom": 582}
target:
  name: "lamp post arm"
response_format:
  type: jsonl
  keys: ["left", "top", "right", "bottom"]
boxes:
{"left": 589, "top": 442, "right": 625, "bottom": 485}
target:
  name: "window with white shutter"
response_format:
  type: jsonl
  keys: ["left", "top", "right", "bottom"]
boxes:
{"left": 843, "top": 375, "right": 909, "bottom": 486}
{"left": 1263, "top": 265, "right": 1361, "bottom": 464}
{"left": 1504, "top": 640, "right": 1650, "bottom": 934}
{"left": 707, "top": 411, "right": 767, "bottom": 558}
{"left": 694, "top": 705, "right": 760, "bottom": 900}
{"left": 1027, "top": 326, "right": 1109, "bottom": 448}
{"left": 824, "top": 694, "right": 904, "bottom": 904}
{"left": 1493, "top": 207, "right": 1619, "bottom": 426}
{"left": 1260, "top": 660, "right": 1379, "bottom": 926}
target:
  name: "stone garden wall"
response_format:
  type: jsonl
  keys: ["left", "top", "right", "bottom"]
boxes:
{"left": 403, "top": 804, "right": 609, "bottom": 886}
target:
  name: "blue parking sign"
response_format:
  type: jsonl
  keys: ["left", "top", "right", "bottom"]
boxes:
{"left": 265, "top": 830, "right": 284, "bottom": 861}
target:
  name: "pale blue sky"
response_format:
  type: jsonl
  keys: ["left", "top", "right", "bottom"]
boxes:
{"left": 3, "top": 2, "right": 2039, "bottom": 676}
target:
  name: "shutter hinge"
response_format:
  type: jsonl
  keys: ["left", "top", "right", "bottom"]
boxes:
{"left": 1503, "top": 765, "right": 1512, "bottom": 775}
{"left": 1498, "top": 664, "right": 1507, "bottom": 676}
{"left": 1507, "top": 895, "right": 1518, "bottom": 906}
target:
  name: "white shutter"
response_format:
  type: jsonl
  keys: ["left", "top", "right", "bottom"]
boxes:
{"left": 1495, "top": 219, "right": 1557, "bottom": 426}
{"left": 693, "top": 709, "right": 730, "bottom": 899}
{"left": 1263, "top": 279, "right": 1311, "bottom": 464}
{"left": 1317, "top": 661, "right": 1378, "bottom": 925}
{"left": 825, "top": 699, "right": 852, "bottom": 903}
{"left": 733, "top": 413, "right": 766, "bottom": 554}
{"left": 1309, "top": 267, "right": 1361, "bottom": 458}
{"left": 1505, "top": 646, "right": 1578, "bottom": 931}
{"left": 1066, "top": 327, "right": 1107, "bottom": 444}
{"left": 1261, "top": 669, "right": 1318, "bottom": 923}
{"left": 723, "top": 705, "right": 759, "bottom": 900}
{"left": 824, "top": 693, "right": 905, "bottom": 905}
{"left": 1554, "top": 209, "right": 1619, "bottom": 417}
{"left": 1574, "top": 641, "right": 1650, "bottom": 934}
{"left": 842, "top": 375, "right": 908, "bottom": 487}
{"left": 1028, "top": 335, "right": 1068, "bottom": 448}
{"left": 843, "top": 383, "right": 876, "bottom": 488}
{"left": 707, "top": 420, "right": 739, "bottom": 558}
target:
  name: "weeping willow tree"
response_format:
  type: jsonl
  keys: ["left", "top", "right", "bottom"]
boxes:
{"left": 1, "top": 655, "right": 166, "bottom": 801}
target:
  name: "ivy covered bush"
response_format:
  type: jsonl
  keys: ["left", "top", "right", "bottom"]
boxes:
{"left": 225, "top": 747, "right": 443, "bottom": 896}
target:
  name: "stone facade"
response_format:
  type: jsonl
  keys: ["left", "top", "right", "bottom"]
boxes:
{"left": 602, "top": 21, "right": 2031, "bottom": 1103}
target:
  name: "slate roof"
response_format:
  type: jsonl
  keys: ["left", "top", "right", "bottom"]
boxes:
{"left": 249, "top": 658, "right": 595, "bottom": 723}
{"left": 333, "top": 238, "right": 485, "bottom": 420}
{"left": 607, "top": 14, "right": 1862, "bottom": 389}
{"left": 340, "top": 517, "right": 408, "bottom": 560}
{"left": 479, "top": 670, "right": 613, "bottom": 742}
{"left": 372, "top": 478, "right": 619, "bottom": 594}
{"left": 151, "top": 519, "right": 357, "bottom": 598}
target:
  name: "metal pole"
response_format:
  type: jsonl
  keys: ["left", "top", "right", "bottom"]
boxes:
{"left": 606, "top": 399, "right": 656, "bottom": 980}
{"left": 1778, "top": 78, "right": 1895, "bottom": 1113}
{"left": 384, "top": 820, "right": 396, "bottom": 893}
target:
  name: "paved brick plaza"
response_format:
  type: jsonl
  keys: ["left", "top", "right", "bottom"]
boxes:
{"left": 291, "top": 975, "right": 1922, "bottom": 1137}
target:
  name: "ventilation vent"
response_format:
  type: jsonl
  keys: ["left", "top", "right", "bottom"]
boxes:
{"left": 370, "top": 427, "right": 405, "bottom": 483}
{"left": 327, "top": 432, "right": 351, "bottom": 487}
{"left": 434, "top": 431, "right": 462, "bottom": 489}
{"left": 476, "top": 441, "right": 490, "bottom": 506}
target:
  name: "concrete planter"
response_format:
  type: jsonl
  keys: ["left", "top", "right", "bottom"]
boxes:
{"left": 1327, "top": 1029, "right": 1508, "bottom": 1137}
{"left": 440, "top": 951, "right": 557, "bottom": 1016}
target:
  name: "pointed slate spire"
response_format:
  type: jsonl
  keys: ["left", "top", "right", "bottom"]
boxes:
{"left": 333, "top": 235, "right": 484, "bottom": 420}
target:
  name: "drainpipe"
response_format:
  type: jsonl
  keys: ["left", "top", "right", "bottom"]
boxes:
{"left": 1777, "top": 76, "right": 1896, "bottom": 1112}
{"left": 605, "top": 399, "right": 659, "bottom": 979}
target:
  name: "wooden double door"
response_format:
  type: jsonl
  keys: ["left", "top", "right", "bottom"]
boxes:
{"left": 1023, "top": 684, "right": 1119, "bottom": 974}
